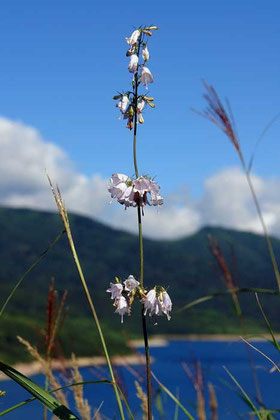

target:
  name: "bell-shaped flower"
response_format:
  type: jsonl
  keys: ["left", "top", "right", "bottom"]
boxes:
{"left": 108, "top": 174, "right": 163, "bottom": 208}
{"left": 160, "top": 291, "right": 172, "bottom": 320}
{"left": 134, "top": 176, "right": 163, "bottom": 207}
{"left": 142, "top": 44, "right": 150, "bottom": 62}
{"left": 147, "top": 179, "right": 163, "bottom": 206}
{"left": 116, "top": 95, "right": 129, "bottom": 115}
{"left": 115, "top": 296, "right": 130, "bottom": 323}
{"left": 141, "top": 66, "right": 153, "bottom": 89}
{"left": 108, "top": 174, "right": 135, "bottom": 208}
{"left": 128, "top": 54, "right": 139, "bottom": 73}
{"left": 124, "top": 275, "right": 140, "bottom": 294}
{"left": 126, "top": 29, "right": 140, "bottom": 45}
{"left": 106, "top": 282, "right": 123, "bottom": 300}
{"left": 150, "top": 298, "right": 163, "bottom": 317}
{"left": 137, "top": 99, "right": 145, "bottom": 113}
{"left": 141, "top": 289, "right": 157, "bottom": 316}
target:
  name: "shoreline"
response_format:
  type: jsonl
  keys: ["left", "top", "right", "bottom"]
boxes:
{"left": 1, "top": 334, "right": 275, "bottom": 380}
{"left": 129, "top": 333, "right": 277, "bottom": 346}
{"left": 0, "top": 354, "right": 149, "bottom": 381}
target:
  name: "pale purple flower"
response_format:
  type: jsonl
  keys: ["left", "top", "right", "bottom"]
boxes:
{"left": 108, "top": 174, "right": 135, "bottom": 208}
{"left": 116, "top": 95, "right": 129, "bottom": 115}
{"left": 141, "top": 289, "right": 157, "bottom": 316}
{"left": 106, "top": 282, "right": 123, "bottom": 300}
{"left": 150, "top": 298, "right": 164, "bottom": 317}
{"left": 115, "top": 296, "right": 130, "bottom": 323}
{"left": 126, "top": 29, "right": 140, "bottom": 45}
{"left": 147, "top": 179, "right": 164, "bottom": 206}
{"left": 142, "top": 44, "right": 150, "bottom": 62}
{"left": 134, "top": 176, "right": 163, "bottom": 207}
{"left": 137, "top": 99, "right": 145, "bottom": 113}
{"left": 108, "top": 174, "right": 163, "bottom": 208}
{"left": 128, "top": 54, "right": 139, "bottom": 73}
{"left": 124, "top": 275, "right": 139, "bottom": 294}
{"left": 160, "top": 291, "right": 172, "bottom": 320}
{"left": 134, "top": 176, "right": 150, "bottom": 194}
{"left": 142, "top": 289, "right": 172, "bottom": 320}
{"left": 141, "top": 66, "right": 153, "bottom": 88}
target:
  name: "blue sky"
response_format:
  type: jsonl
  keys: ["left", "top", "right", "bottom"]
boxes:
{"left": 0, "top": 0, "right": 279, "bottom": 238}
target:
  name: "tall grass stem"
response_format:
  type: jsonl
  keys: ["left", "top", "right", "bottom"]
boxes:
{"left": 48, "top": 179, "right": 125, "bottom": 420}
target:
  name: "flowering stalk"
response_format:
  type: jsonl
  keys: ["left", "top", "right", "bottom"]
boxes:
{"left": 110, "top": 26, "right": 171, "bottom": 420}
{"left": 132, "top": 28, "right": 151, "bottom": 419}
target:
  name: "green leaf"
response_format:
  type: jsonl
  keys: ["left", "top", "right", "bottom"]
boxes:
{"left": 0, "top": 361, "right": 79, "bottom": 419}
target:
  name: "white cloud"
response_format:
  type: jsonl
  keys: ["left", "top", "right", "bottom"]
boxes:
{"left": 0, "top": 116, "right": 280, "bottom": 240}
{"left": 0, "top": 117, "right": 109, "bottom": 217}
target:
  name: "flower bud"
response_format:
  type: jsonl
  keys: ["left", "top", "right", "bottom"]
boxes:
{"left": 143, "top": 96, "right": 154, "bottom": 101}
{"left": 113, "top": 94, "right": 122, "bottom": 100}
{"left": 147, "top": 26, "right": 158, "bottom": 30}
{"left": 142, "top": 30, "right": 152, "bottom": 36}
{"left": 146, "top": 100, "right": 155, "bottom": 108}
{"left": 126, "top": 119, "right": 133, "bottom": 130}
{"left": 138, "top": 113, "right": 144, "bottom": 124}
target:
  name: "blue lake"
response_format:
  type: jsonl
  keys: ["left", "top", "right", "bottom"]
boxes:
{"left": 1, "top": 340, "right": 280, "bottom": 419}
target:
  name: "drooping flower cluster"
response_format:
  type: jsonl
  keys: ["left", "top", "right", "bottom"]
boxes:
{"left": 113, "top": 26, "right": 157, "bottom": 130}
{"left": 106, "top": 275, "right": 139, "bottom": 323}
{"left": 107, "top": 276, "right": 172, "bottom": 323}
{"left": 108, "top": 173, "right": 163, "bottom": 208}
{"left": 141, "top": 288, "right": 172, "bottom": 321}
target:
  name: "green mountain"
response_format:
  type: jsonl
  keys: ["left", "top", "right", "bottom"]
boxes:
{"left": 0, "top": 207, "right": 279, "bottom": 362}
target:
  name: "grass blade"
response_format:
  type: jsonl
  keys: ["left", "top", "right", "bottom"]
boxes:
{"left": 240, "top": 336, "right": 280, "bottom": 374}
{"left": 0, "top": 361, "right": 79, "bottom": 419}
{"left": 151, "top": 372, "right": 195, "bottom": 420}
{"left": 0, "top": 379, "right": 112, "bottom": 417}
{"left": 178, "top": 287, "right": 280, "bottom": 312}
{"left": 0, "top": 230, "right": 65, "bottom": 317}
{"left": 223, "top": 366, "right": 263, "bottom": 420}
{"left": 255, "top": 293, "right": 280, "bottom": 352}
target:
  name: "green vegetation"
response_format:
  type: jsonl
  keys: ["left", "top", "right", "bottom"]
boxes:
{"left": 0, "top": 206, "right": 279, "bottom": 363}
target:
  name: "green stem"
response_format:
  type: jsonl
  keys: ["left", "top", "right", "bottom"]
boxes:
{"left": 137, "top": 207, "right": 144, "bottom": 285}
{"left": 239, "top": 152, "right": 280, "bottom": 291}
{"left": 62, "top": 222, "right": 125, "bottom": 420}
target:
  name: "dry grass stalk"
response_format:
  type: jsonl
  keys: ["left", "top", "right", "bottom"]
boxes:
{"left": 47, "top": 288, "right": 68, "bottom": 358}
{"left": 197, "top": 80, "right": 240, "bottom": 154}
{"left": 17, "top": 336, "right": 68, "bottom": 406}
{"left": 197, "top": 81, "right": 280, "bottom": 292}
{"left": 208, "top": 383, "right": 218, "bottom": 420}
{"left": 71, "top": 353, "right": 91, "bottom": 420}
{"left": 208, "top": 235, "right": 234, "bottom": 290}
{"left": 182, "top": 361, "right": 206, "bottom": 420}
{"left": 135, "top": 380, "right": 148, "bottom": 420}
{"left": 196, "top": 362, "right": 206, "bottom": 420}
{"left": 197, "top": 390, "right": 206, "bottom": 420}
{"left": 208, "top": 234, "right": 241, "bottom": 316}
